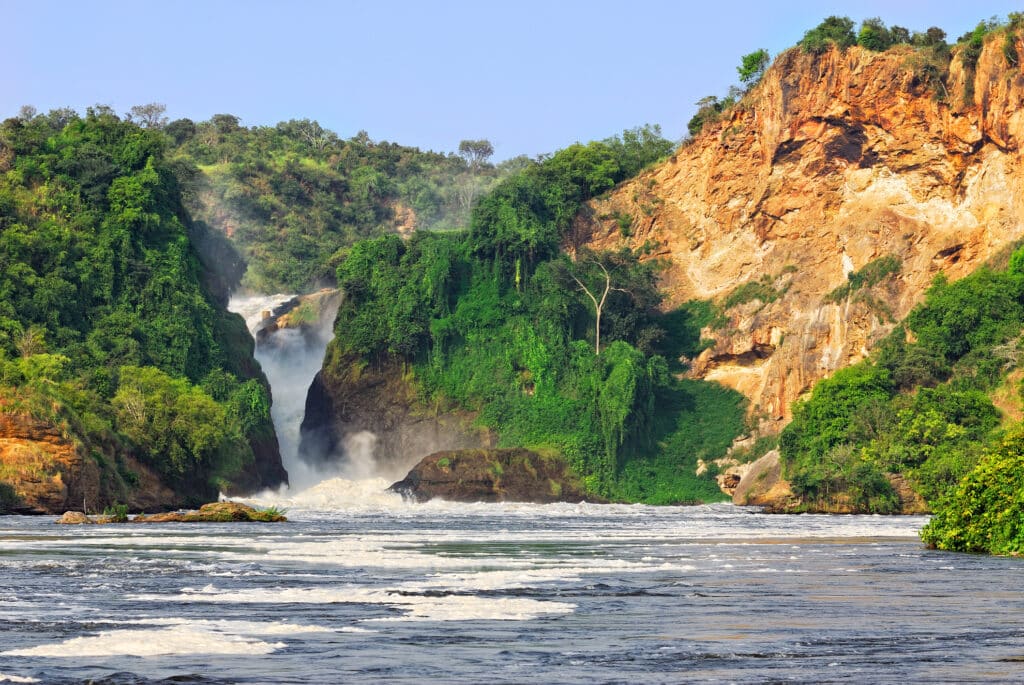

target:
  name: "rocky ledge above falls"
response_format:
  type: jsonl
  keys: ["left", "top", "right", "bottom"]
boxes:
{"left": 388, "top": 448, "right": 598, "bottom": 504}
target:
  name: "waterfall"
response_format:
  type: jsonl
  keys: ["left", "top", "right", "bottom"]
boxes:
{"left": 229, "top": 293, "right": 345, "bottom": 492}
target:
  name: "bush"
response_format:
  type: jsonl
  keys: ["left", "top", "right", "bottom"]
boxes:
{"left": 922, "top": 423, "right": 1024, "bottom": 555}
{"left": 800, "top": 16, "right": 857, "bottom": 54}
{"left": 858, "top": 18, "right": 893, "bottom": 52}
{"left": 825, "top": 255, "right": 901, "bottom": 303}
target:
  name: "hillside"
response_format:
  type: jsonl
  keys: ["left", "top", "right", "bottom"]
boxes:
{"left": 0, "top": 109, "right": 286, "bottom": 513}
{"left": 580, "top": 27, "right": 1024, "bottom": 430}
{"left": 167, "top": 119, "right": 513, "bottom": 293}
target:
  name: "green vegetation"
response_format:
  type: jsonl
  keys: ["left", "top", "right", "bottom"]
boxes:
{"left": 800, "top": 16, "right": 857, "bottom": 53}
{"left": 921, "top": 424, "right": 1024, "bottom": 555}
{"left": 737, "top": 49, "right": 770, "bottom": 86}
{"left": 824, "top": 255, "right": 901, "bottom": 303}
{"left": 161, "top": 117, "right": 672, "bottom": 293}
{"left": 723, "top": 273, "right": 785, "bottom": 310}
{"left": 329, "top": 133, "right": 744, "bottom": 503}
{"left": 782, "top": 250, "right": 1024, "bottom": 520}
{"left": 169, "top": 118, "right": 511, "bottom": 292}
{"left": 102, "top": 503, "right": 129, "bottom": 522}
{"left": 0, "top": 107, "right": 277, "bottom": 503}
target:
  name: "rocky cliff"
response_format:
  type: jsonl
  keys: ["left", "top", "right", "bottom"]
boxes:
{"left": 0, "top": 408, "right": 182, "bottom": 514}
{"left": 299, "top": 345, "right": 491, "bottom": 480}
{"left": 580, "top": 35, "right": 1024, "bottom": 431}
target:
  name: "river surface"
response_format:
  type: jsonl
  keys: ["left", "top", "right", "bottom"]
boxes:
{"left": 1, "top": 487, "right": 1022, "bottom": 684}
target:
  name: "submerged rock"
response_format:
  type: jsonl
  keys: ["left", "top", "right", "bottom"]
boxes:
{"left": 389, "top": 448, "right": 596, "bottom": 504}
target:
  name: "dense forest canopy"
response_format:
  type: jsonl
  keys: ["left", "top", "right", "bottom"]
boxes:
{"left": 162, "top": 114, "right": 675, "bottom": 294}
{"left": 329, "top": 129, "right": 744, "bottom": 503}
{"left": 0, "top": 107, "right": 278, "bottom": 507}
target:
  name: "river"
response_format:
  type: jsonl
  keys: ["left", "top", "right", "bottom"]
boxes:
{"left": 1, "top": 492, "right": 1022, "bottom": 684}
{"left": 2, "top": 297, "right": 1021, "bottom": 683}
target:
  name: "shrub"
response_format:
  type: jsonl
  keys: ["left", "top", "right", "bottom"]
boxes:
{"left": 800, "top": 16, "right": 857, "bottom": 54}
{"left": 922, "top": 423, "right": 1024, "bottom": 555}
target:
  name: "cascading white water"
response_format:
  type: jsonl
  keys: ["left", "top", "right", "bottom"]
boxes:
{"left": 229, "top": 293, "right": 367, "bottom": 494}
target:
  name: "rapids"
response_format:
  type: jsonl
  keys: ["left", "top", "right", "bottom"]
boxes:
{"left": 1, "top": 499, "right": 1023, "bottom": 683}
{"left": 1, "top": 296, "right": 1019, "bottom": 683}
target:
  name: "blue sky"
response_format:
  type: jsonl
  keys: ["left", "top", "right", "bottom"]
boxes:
{"left": 4, "top": 1, "right": 1021, "bottom": 159}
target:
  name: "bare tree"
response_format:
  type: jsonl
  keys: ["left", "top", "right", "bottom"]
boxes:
{"left": 298, "top": 120, "right": 337, "bottom": 152}
{"left": 128, "top": 103, "right": 168, "bottom": 129}
{"left": 15, "top": 325, "right": 46, "bottom": 358}
{"left": 568, "top": 257, "right": 630, "bottom": 355}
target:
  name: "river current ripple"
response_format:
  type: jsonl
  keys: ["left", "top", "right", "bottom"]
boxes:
{"left": 1, "top": 493, "right": 1022, "bottom": 684}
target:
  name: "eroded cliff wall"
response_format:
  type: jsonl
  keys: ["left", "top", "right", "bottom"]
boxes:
{"left": 580, "top": 37, "right": 1024, "bottom": 428}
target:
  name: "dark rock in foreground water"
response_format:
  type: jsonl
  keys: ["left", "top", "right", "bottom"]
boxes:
{"left": 389, "top": 448, "right": 599, "bottom": 503}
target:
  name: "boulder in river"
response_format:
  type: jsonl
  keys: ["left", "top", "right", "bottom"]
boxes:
{"left": 389, "top": 448, "right": 598, "bottom": 503}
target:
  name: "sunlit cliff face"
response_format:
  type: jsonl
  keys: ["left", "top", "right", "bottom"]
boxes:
{"left": 581, "top": 38, "right": 1024, "bottom": 429}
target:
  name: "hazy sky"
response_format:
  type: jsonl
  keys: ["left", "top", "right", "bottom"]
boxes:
{"left": 4, "top": 1, "right": 1021, "bottom": 159}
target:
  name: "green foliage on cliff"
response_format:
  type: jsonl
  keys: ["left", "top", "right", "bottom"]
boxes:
{"left": 781, "top": 250, "right": 1024, "bottom": 517}
{"left": 800, "top": 16, "right": 857, "bottom": 53}
{"left": 824, "top": 255, "right": 901, "bottom": 303}
{"left": 921, "top": 423, "right": 1024, "bottom": 555}
{"left": 0, "top": 108, "right": 276, "bottom": 501}
{"left": 331, "top": 135, "right": 743, "bottom": 503}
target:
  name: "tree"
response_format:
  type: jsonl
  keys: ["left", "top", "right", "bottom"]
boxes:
{"left": 912, "top": 27, "right": 947, "bottom": 47}
{"left": 800, "top": 16, "right": 857, "bottom": 53}
{"left": 890, "top": 25, "right": 911, "bottom": 45}
{"left": 857, "top": 18, "right": 893, "bottom": 51}
{"left": 289, "top": 119, "right": 337, "bottom": 153}
{"left": 565, "top": 250, "right": 650, "bottom": 355}
{"left": 15, "top": 325, "right": 46, "bottom": 358}
{"left": 457, "top": 139, "right": 494, "bottom": 171}
{"left": 164, "top": 118, "right": 196, "bottom": 145}
{"left": 456, "top": 139, "right": 495, "bottom": 219}
{"left": 688, "top": 96, "right": 723, "bottom": 136}
{"left": 128, "top": 103, "right": 168, "bottom": 129}
{"left": 737, "top": 49, "right": 770, "bottom": 86}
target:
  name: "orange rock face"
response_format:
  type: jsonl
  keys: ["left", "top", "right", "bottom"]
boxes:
{"left": 580, "top": 37, "right": 1024, "bottom": 430}
{"left": 0, "top": 411, "right": 98, "bottom": 514}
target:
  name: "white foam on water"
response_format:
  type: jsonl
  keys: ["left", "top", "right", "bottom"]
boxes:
{"left": 131, "top": 584, "right": 575, "bottom": 622}
{"left": 365, "top": 595, "right": 577, "bottom": 622}
{"left": 99, "top": 618, "right": 334, "bottom": 636}
{"left": 2, "top": 626, "right": 286, "bottom": 657}
{"left": 0, "top": 674, "right": 39, "bottom": 683}
{"left": 238, "top": 476, "right": 405, "bottom": 512}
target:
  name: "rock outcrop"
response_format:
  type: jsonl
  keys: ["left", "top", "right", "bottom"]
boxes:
{"left": 580, "top": 37, "right": 1024, "bottom": 431}
{"left": 56, "top": 501, "right": 286, "bottom": 524}
{"left": 389, "top": 448, "right": 594, "bottom": 503}
{"left": 0, "top": 408, "right": 181, "bottom": 514}
{"left": 729, "top": 449, "right": 930, "bottom": 514}
{"left": 254, "top": 288, "right": 342, "bottom": 348}
{"left": 0, "top": 410, "right": 98, "bottom": 514}
{"left": 299, "top": 347, "right": 490, "bottom": 479}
